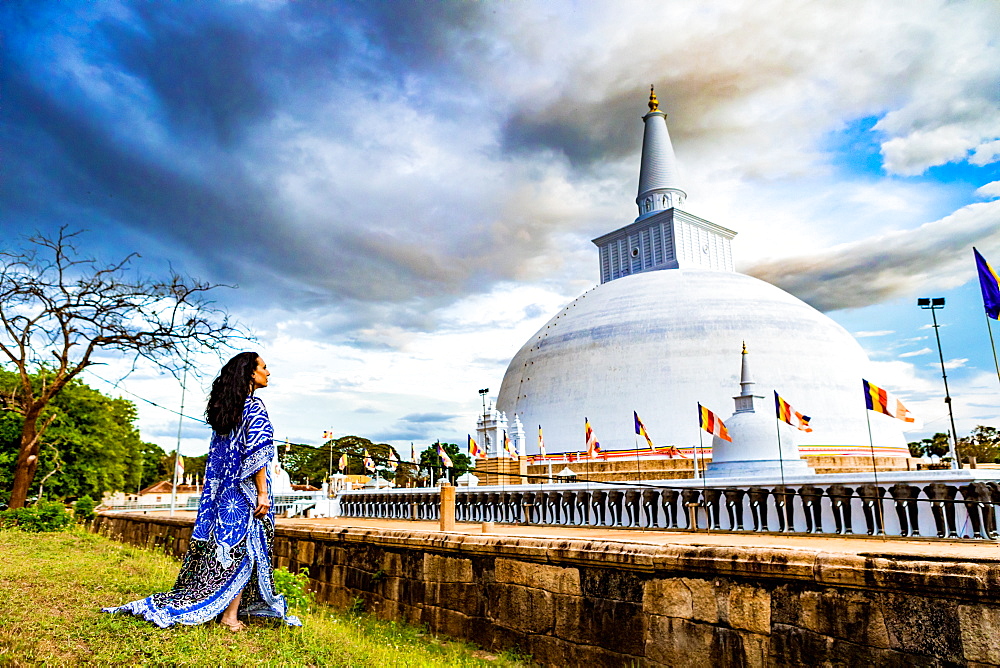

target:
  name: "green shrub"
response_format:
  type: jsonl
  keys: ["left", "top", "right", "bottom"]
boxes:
{"left": 0, "top": 500, "right": 74, "bottom": 532}
{"left": 73, "top": 495, "right": 96, "bottom": 522}
{"left": 272, "top": 566, "right": 314, "bottom": 611}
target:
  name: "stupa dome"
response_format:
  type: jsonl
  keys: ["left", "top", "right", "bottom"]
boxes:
{"left": 497, "top": 268, "right": 906, "bottom": 455}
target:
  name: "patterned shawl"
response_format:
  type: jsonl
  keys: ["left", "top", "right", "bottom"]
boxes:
{"left": 192, "top": 395, "right": 275, "bottom": 568}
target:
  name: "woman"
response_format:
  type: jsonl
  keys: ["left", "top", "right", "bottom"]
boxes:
{"left": 103, "top": 352, "right": 301, "bottom": 630}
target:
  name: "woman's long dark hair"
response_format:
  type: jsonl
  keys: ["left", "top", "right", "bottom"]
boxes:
{"left": 206, "top": 351, "right": 260, "bottom": 435}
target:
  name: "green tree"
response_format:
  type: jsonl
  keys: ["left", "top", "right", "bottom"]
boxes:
{"left": 958, "top": 425, "right": 1000, "bottom": 464}
{"left": 417, "top": 442, "right": 470, "bottom": 484}
{"left": 282, "top": 436, "right": 400, "bottom": 486}
{"left": 907, "top": 432, "right": 951, "bottom": 458}
{"left": 0, "top": 369, "right": 152, "bottom": 504}
{"left": 138, "top": 442, "right": 168, "bottom": 490}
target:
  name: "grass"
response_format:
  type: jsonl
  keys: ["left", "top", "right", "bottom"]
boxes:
{"left": 0, "top": 529, "right": 531, "bottom": 667}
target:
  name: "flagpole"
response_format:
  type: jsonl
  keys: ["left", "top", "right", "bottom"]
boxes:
{"left": 169, "top": 354, "right": 189, "bottom": 518}
{"left": 986, "top": 313, "right": 1000, "bottom": 388}
{"left": 864, "top": 409, "right": 887, "bottom": 540}
{"left": 697, "top": 428, "right": 709, "bottom": 532}
{"left": 633, "top": 432, "right": 643, "bottom": 484}
{"left": 327, "top": 432, "right": 334, "bottom": 487}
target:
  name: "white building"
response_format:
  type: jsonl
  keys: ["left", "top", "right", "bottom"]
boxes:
{"left": 497, "top": 88, "right": 907, "bottom": 457}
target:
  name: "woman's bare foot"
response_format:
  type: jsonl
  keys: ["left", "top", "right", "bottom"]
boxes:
{"left": 219, "top": 619, "right": 245, "bottom": 632}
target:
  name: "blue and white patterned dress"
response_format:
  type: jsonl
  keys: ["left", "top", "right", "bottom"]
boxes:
{"left": 103, "top": 396, "right": 301, "bottom": 628}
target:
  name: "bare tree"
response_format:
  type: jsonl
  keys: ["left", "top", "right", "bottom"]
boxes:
{"left": 1, "top": 228, "right": 244, "bottom": 508}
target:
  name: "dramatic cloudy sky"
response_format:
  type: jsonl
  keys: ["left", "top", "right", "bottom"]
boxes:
{"left": 2, "top": 0, "right": 999, "bottom": 458}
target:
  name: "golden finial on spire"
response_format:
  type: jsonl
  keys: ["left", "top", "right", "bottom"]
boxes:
{"left": 648, "top": 85, "right": 659, "bottom": 112}
{"left": 742, "top": 341, "right": 747, "bottom": 354}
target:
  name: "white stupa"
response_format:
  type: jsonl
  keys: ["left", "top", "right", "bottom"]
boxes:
{"left": 496, "top": 87, "right": 907, "bottom": 457}
{"left": 706, "top": 344, "right": 813, "bottom": 477}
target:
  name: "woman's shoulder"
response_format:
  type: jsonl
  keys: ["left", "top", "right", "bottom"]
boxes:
{"left": 243, "top": 394, "right": 268, "bottom": 415}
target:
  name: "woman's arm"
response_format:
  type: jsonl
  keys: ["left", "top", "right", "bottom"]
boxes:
{"left": 252, "top": 464, "right": 270, "bottom": 519}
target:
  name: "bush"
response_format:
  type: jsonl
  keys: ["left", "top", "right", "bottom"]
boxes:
{"left": 0, "top": 500, "right": 74, "bottom": 532}
{"left": 272, "top": 566, "right": 314, "bottom": 611}
{"left": 73, "top": 495, "right": 96, "bottom": 522}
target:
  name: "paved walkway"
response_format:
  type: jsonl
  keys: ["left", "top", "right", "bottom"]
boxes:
{"left": 277, "top": 516, "right": 1000, "bottom": 560}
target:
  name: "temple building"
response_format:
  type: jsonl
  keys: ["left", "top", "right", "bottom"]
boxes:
{"left": 494, "top": 87, "right": 909, "bottom": 468}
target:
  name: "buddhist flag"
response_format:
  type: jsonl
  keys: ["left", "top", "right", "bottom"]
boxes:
{"left": 665, "top": 445, "right": 688, "bottom": 459}
{"left": 585, "top": 417, "right": 602, "bottom": 457}
{"left": 538, "top": 425, "right": 546, "bottom": 456}
{"left": 322, "top": 430, "right": 334, "bottom": 440}
{"left": 436, "top": 441, "right": 454, "bottom": 468}
{"left": 174, "top": 455, "right": 185, "bottom": 479}
{"left": 363, "top": 449, "right": 375, "bottom": 472}
{"left": 468, "top": 434, "right": 483, "bottom": 459}
{"left": 338, "top": 453, "right": 348, "bottom": 472}
{"left": 863, "top": 379, "right": 916, "bottom": 422}
{"left": 503, "top": 430, "right": 517, "bottom": 459}
{"left": 634, "top": 411, "right": 655, "bottom": 450}
{"left": 975, "top": 247, "right": 1000, "bottom": 320}
{"left": 774, "top": 391, "right": 813, "bottom": 432}
{"left": 387, "top": 451, "right": 399, "bottom": 472}
{"left": 698, "top": 403, "right": 732, "bottom": 442}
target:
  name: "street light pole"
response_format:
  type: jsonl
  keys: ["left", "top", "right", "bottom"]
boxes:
{"left": 918, "top": 298, "right": 961, "bottom": 469}
{"left": 479, "top": 388, "right": 489, "bottom": 456}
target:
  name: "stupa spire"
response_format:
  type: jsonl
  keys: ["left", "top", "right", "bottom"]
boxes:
{"left": 734, "top": 343, "right": 763, "bottom": 413}
{"left": 636, "top": 85, "right": 686, "bottom": 220}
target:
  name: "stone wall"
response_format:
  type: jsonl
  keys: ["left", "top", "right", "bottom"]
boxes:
{"left": 94, "top": 513, "right": 1000, "bottom": 667}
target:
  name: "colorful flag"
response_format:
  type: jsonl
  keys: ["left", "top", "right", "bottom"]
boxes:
{"left": 174, "top": 455, "right": 185, "bottom": 479}
{"left": 585, "top": 417, "right": 602, "bottom": 457}
{"left": 698, "top": 403, "right": 732, "bottom": 442}
{"left": 338, "top": 452, "right": 348, "bottom": 471}
{"left": 388, "top": 451, "right": 399, "bottom": 472}
{"left": 436, "top": 441, "right": 454, "bottom": 468}
{"left": 974, "top": 247, "right": 1000, "bottom": 320}
{"left": 322, "top": 430, "right": 334, "bottom": 440}
{"left": 284, "top": 439, "right": 291, "bottom": 454}
{"left": 538, "top": 425, "right": 545, "bottom": 456}
{"left": 664, "top": 445, "right": 688, "bottom": 459}
{"left": 503, "top": 430, "right": 517, "bottom": 459}
{"left": 774, "top": 391, "right": 813, "bottom": 432}
{"left": 634, "top": 411, "right": 655, "bottom": 450}
{"left": 363, "top": 449, "right": 375, "bottom": 472}
{"left": 468, "top": 434, "right": 483, "bottom": 459}
{"left": 410, "top": 442, "right": 416, "bottom": 463}
{"left": 863, "top": 379, "right": 915, "bottom": 422}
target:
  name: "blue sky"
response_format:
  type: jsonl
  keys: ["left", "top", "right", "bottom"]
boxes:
{"left": 1, "top": 1, "right": 998, "bottom": 457}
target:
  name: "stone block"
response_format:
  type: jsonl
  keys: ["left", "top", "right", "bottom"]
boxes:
{"left": 494, "top": 558, "right": 580, "bottom": 595}
{"left": 580, "top": 567, "right": 643, "bottom": 602}
{"left": 769, "top": 623, "right": 832, "bottom": 667}
{"left": 797, "top": 588, "right": 890, "bottom": 649}
{"left": 423, "top": 605, "right": 472, "bottom": 639}
{"left": 381, "top": 551, "right": 404, "bottom": 577}
{"left": 645, "top": 615, "right": 715, "bottom": 667}
{"left": 727, "top": 583, "right": 770, "bottom": 635}
{"left": 643, "top": 578, "right": 693, "bottom": 618}
{"left": 425, "top": 581, "right": 482, "bottom": 617}
{"left": 689, "top": 578, "right": 720, "bottom": 624}
{"left": 554, "top": 593, "right": 645, "bottom": 656}
{"left": 959, "top": 604, "right": 1000, "bottom": 665}
{"left": 488, "top": 583, "right": 554, "bottom": 635}
{"left": 423, "top": 553, "right": 473, "bottom": 583}
{"left": 880, "top": 592, "right": 962, "bottom": 663}
{"left": 527, "top": 634, "right": 635, "bottom": 668}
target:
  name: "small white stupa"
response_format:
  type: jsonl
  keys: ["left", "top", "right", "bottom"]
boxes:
{"left": 707, "top": 344, "right": 813, "bottom": 478}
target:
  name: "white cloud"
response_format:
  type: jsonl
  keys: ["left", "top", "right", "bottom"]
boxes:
{"left": 855, "top": 330, "right": 895, "bottom": 338}
{"left": 899, "top": 348, "right": 933, "bottom": 358}
{"left": 975, "top": 180, "right": 1000, "bottom": 200}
